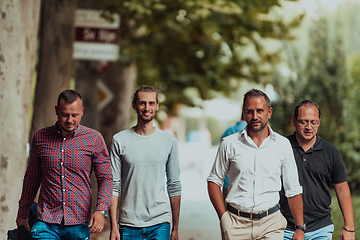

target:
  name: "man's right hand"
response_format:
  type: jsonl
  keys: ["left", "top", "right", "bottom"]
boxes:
{"left": 109, "top": 228, "right": 120, "bottom": 240}
{"left": 292, "top": 229, "right": 304, "bottom": 240}
{"left": 16, "top": 216, "right": 30, "bottom": 231}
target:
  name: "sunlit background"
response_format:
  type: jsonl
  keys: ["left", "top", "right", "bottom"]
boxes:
{"left": 2, "top": 0, "right": 360, "bottom": 239}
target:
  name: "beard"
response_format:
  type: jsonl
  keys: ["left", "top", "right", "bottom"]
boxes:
{"left": 138, "top": 109, "right": 155, "bottom": 123}
{"left": 140, "top": 114, "right": 154, "bottom": 123}
{"left": 248, "top": 120, "right": 268, "bottom": 133}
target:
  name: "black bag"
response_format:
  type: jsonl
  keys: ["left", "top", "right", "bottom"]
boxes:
{"left": 8, "top": 203, "right": 38, "bottom": 240}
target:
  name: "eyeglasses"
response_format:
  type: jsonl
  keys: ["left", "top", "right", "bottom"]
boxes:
{"left": 296, "top": 119, "right": 320, "bottom": 127}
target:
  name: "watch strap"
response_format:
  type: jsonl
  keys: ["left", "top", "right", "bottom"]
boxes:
{"left": 295, "top": 223, "right": 306, "bottom": 231}
{"left": 98, "top": 210, "right": 107, "bottom": 218}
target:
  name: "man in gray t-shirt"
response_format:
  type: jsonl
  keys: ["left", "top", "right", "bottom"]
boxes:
{"left": 109, "top": 85, "right": 181, "bottom": 240}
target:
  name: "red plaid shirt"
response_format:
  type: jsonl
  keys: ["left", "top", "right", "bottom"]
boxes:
{"left": 18, "top": 124, "right": 113, "bottom": 225}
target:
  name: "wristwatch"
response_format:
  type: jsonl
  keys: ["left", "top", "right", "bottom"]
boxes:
{"left": 295, "top": 223, "right": 306, "bottom": 231}
{"left": 99, "top": 210, "right": 107, "bottom": 218}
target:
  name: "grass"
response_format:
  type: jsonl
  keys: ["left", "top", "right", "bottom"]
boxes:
{"left": 331, "top": 190, "right": 360, "bottom": 239}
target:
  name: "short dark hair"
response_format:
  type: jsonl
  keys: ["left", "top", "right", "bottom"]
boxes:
{"left": 294, "top": 100, "right": 321, "bottom": 119}
{"left": 57, "top": 90, "right": 82, "bottom": 106}
{"left": 132, "top": 85, "right": 158, "bottom": 104}
{"left": 242, "top": 89, "right": 271, "bottom": 110}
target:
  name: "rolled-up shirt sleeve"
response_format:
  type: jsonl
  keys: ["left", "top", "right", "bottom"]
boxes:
{"left": 282, "top": 141, "right": 303, "bottom": 197}
{"left": 207, "top": 139, "right": 229, "bottom": 187}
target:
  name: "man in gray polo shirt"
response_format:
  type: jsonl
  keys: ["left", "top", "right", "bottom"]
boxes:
{"left": 108, "top": 85, "right": 181, "bottom": 240}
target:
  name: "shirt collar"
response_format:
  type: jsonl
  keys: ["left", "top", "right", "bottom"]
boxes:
{"left": 240, "top": 125, "right": 276, "bottom": 142}
{"left": 288, "top": 133, "right": 323, "bottom": 151}
{"left": 268, "top": 126, "right": 276, "bottom": 141}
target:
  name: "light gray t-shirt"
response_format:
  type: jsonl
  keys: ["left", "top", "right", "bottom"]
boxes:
{"left": 110, "top": 127, "right": 181, "bottom": 227}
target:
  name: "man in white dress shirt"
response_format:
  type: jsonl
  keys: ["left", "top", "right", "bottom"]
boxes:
{"left": 207, "top": 89, "right": 305, "bottom": 240}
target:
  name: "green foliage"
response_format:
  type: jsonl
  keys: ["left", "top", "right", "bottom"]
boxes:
{"left": 344, "top": 52, "right": 360, "bottom": 189}
{"left": 100, "top": 0, "right": 302, "bottom": 114}
{"left": 271, "top": 10, "right": 360, "bottom": 188}
{"left": 331, "top": 190, "right": 360, "bottom": 239}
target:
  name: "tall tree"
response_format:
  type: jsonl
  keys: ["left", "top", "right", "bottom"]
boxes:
{"left": 96, "top": 0, "right": 303, "bottom": 142}
{"left": 73, "top": 0, "right": 136, "bottom": 146}
{"left": 101, "top": 0, "right": 302, "bottom": 106}
{"left": 29, "top": 0, "right": 78, "bottom": 141}
{"left": 0, "top": 0, "right": 40, "bottom": 237}
{"left": 74, "top": 0, "right": 102, "bottom": 132}
{"left": 99, "top": 61, "right": 137, "bottom": 145}
{"left": 272, "top": 10, "right": 360, "bottom": 188}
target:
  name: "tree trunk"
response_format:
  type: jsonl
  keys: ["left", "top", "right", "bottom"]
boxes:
{"left": 29, "top": 0, "right": 78, "bottom": 141}
{"left": 75, "top": 0, "right": 101, "bottom": 131}
{"left": 100, "top": 61, "right": 137, "bottom": 147}
{"left": 74, "top": 60, "right": 100, "bottom": 130}
{"left": 0, "top": 0, "right": 40, "bottom": 237}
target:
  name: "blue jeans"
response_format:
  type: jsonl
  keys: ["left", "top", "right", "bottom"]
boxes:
{"left": 224, "top": 175, "right": 230, "bottom": 188}
{"left": 284, "top": 224, "right": 334, "bottom": 240}
{"left": 31, "top": 219, "right": 90, "bottom": 240}
{"left": 120, "top": 222, "right": 170, "bottom": 240}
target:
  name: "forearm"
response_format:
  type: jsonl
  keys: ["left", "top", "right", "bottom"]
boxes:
{"left": 96, "top": 183, "right": 113, "bottom": 210}
{"left": 287, "top": 194, "right": 304, "bottom": 226}
{"left": 94, "top": 156, "right": 113, "bottom": 210}
{"left": 18, "top": 174, "right": 41, "bottom": 218}
{"left": 109, "top": 195, "right": 119, "bottom": 229}
{"left": 169, "top": 195, "right": 181, "bottom": 231}
{"left": 287, "top": 194, "right": 305, "bottom": 240}
{"left": 334, "top": 182, "right": 355, "bottom": 229}
{"left": 207, "top": 181, "right": 226, "bottom": 219}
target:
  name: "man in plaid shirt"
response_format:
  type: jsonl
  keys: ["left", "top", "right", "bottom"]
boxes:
{"left": 16, "top": 90, "right": 113, "bottom": 239}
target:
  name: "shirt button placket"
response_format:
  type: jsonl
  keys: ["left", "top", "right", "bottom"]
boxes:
{"left": 253, "top": 151, "right": 259, "bottom": 207}
{"left": 61, "top": 138, "right": 66, "bottom": 210}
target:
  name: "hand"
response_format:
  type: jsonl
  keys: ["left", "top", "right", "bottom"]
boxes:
{"left": 340, "top": 228, "right": 355, "bottom": 240}
{"left": 170, "top": 228, "right": 179, "bottom": 240}
{"left": 109, "top": 227, "right": 121, "bottom": 240}
{"left": 16, "top": 216, "right": 30, "bottom": 231}
{"left": 292, "top": 229, "right": 304, "bottom": 240}
{"left": 88, "top": 211, "right": 105, "bottom": 234}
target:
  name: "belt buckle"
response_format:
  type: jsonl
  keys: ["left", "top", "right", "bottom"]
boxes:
{"left": 250, "top": 212, "right": 253, "bottom": 219}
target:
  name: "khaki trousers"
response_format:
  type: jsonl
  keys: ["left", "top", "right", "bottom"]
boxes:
{"left": 220, "top": 210, "right": 287, "bottom": 240}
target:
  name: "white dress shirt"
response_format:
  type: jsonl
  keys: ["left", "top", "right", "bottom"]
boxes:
{"left": 207, "top": 126, "right": 302, "bottom": 212}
